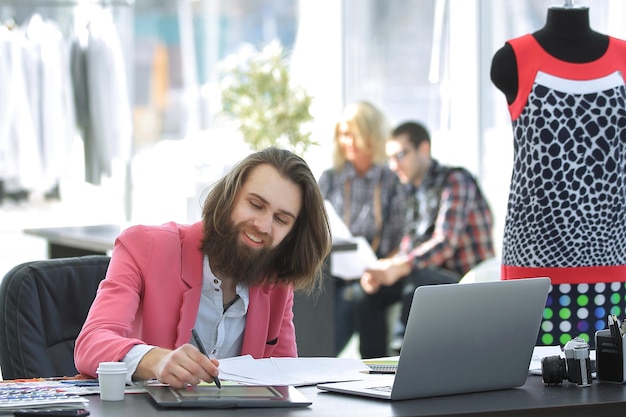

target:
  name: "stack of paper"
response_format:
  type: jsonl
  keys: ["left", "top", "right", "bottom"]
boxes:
{"left": 218, "top": 356, "right": 370, "bottom": 386}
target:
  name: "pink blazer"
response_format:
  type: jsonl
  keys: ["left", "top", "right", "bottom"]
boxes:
{"left": 74, "top": 221, "right": 297, "bottom": 378}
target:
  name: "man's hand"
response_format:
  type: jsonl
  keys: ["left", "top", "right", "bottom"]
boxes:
{"left": 361, "top": 256, "right": 411, "bottom": 294}
{"left": 135, "top": 344, "right": 220, "bottom": 389}
{"left": 360, "top": 270, "right": 381, "bottom": 294}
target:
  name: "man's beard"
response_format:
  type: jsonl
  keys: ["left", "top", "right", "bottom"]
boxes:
{"left": 204, "top": 222, "right": 280, "bottom": 286}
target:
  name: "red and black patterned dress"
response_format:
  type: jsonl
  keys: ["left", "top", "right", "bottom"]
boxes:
{"left": 502, "top": 34, "right": 626, "bottom": 346}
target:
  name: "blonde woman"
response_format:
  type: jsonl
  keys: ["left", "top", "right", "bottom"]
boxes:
{"left": 318, "top": 101, "right": 405, "bottom": 357}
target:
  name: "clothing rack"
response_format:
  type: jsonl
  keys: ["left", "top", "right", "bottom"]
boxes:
{"left": 0, "top": 0, "right": 133, "bottom": 6}
{"left": 0, "top": 0, "right": 135, "bottom": 221}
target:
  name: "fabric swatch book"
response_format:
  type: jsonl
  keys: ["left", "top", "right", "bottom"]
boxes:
{"left": 0, "top": 381, "right": 89, "bottom": 413}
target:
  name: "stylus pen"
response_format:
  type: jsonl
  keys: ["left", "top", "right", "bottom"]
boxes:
{"left": 191, "top": 328, "right": 222, "bottom": 389}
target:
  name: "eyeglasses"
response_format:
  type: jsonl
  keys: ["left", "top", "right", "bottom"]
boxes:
{"left": 388, "top": 149, "right": 409, "bottom": 162}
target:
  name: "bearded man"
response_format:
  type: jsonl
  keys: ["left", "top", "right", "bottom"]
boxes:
{"left": 75, "top": 147, "right": 331, "bottom": 388}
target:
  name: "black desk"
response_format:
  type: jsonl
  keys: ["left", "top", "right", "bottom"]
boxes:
{"left": 22, "top": 224, "right": 357, "bottom": 357}
{"left": 23, "top": 224, "right": 120, "bottom": 258}
{"left": 22, "top": 224, "right": 356, "bottom": 266}
{"left": 80, "top": 376, "right": 626, "bottom": 417}
{"left": 293, "top": 238, "right": 357, "bottom": 357}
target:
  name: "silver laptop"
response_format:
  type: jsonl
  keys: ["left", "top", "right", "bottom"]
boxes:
{"left": 318, "top": 277, "right": 550, "bottom": 400}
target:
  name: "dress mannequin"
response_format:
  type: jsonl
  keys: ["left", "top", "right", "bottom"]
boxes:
{"left": 491, "top": 4, "right": 626, "bottom": 347}
{"left": 490, "top": 6, "right": 609, "bottom": 103}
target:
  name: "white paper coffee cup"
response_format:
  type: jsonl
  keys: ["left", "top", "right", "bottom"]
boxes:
{"left": 97, "top": 362, "right": 127, "bottom": 401}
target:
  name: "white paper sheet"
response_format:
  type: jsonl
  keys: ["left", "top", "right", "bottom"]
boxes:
{"left": 528, "top": 345, "right": 596, "bottom": 376}
{"left": 331, "top": 236, "right": 378, "bottom": 280}
{"left": 528, "top": 345, "right": 561, "bottom": 375}
{"left": 324, "top": 200, "right": 352, "bottom": 240}
{"left": 217, "top": 356, "right": 370, "bottom": 386}
{"left": 324, "top": 200, "right": 378, "bottom": 280}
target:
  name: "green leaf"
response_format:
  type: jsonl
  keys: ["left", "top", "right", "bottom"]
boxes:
{"left": 218, "top": 40, "right": 316, "bottom": 157}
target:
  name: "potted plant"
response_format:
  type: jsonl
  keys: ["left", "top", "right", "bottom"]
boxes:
{"left": 219, "top": 40, "right": 317, "bottom": 157}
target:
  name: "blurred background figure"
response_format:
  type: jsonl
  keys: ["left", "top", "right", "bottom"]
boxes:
{"left": 359, "top": 121, "right": 496, "bottom": 358}
{"left": 318, "top": 100, "right": 405, "bottom": 357}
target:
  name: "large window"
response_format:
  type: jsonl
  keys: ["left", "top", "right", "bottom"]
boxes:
{"left": 1, "top": 0, "right": 625, "bottom": 235}
{"left": 131, "top": 0, "right": 300, "bottom": 145}
{"left": 340, "top": 0, "right": 625, "bottom": 254}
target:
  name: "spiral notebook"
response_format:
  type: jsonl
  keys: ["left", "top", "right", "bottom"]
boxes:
{"left": 318, "top": 277, "right": 551, "bottom": 400}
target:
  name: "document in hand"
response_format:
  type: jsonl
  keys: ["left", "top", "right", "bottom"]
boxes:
{"left": 324, "top": 200, "right": 378, "bottom": 280}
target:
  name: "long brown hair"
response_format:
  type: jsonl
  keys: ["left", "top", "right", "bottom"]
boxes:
{"left": 200, "top": 147, "right": 331, "bottom": 294}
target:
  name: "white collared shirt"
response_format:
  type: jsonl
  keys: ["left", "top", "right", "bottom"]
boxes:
{"left": 122, "top": 256, "right": 249, "bottom": 382}
{"left": 192, "top": 256, "right": 249, "bottom": 358}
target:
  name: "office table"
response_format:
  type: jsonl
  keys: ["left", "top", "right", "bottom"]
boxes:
{"left": 23, "top": 224, "right": 120, "bottom": 258}
{"left": 78, "top": 376, "right": 626, "bottom": 417}
{"left": 22, "top": 223, "right": 357, "bottom": 263}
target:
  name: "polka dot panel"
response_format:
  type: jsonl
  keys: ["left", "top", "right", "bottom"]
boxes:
{"left": 537, "top": 282, "right": 626, "bottom": 349}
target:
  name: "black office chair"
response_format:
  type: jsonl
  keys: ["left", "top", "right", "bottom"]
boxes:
{"left": 0, "top": 255, "right": 110, "bottom": 379}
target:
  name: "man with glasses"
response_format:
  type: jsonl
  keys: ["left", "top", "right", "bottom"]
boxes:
{"left": 357, "top": 121, "right": 495, "bottom": 358}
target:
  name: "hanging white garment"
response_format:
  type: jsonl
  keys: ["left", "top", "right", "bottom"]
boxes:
{"left": 21, "top": 14, "right": 77, "bottom": 192}
{"left": 84, "top": 8, "right": 132, "bottom": 184}
{"left": 0, "top": 25, "right": 43, "bottom": 192}
{"left": 70, "top": 25, "right": 97, "bottom": 184}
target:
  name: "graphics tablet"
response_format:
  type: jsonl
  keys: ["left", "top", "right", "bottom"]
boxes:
{"left": 145, "top": 385, "right": 312, "bottom": 409}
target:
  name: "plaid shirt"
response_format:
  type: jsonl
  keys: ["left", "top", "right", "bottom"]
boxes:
{"left": 319, "top": 163, "right": 405, "bottom": 258}
{"left": 401, "top": 159, "right": 495, "bottom": 275}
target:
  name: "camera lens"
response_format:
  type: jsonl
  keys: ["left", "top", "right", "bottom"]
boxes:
{"left": 541, "top": 355, "right": 567, "bottom": 385}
